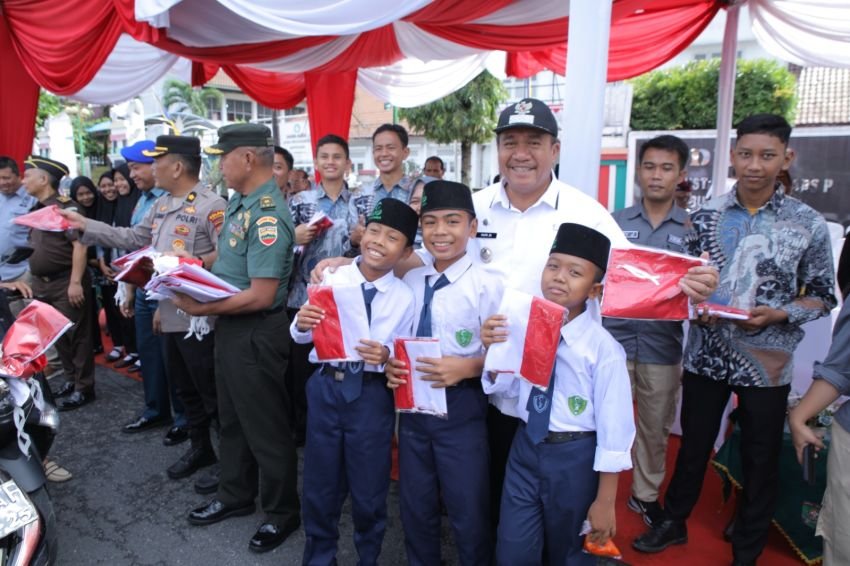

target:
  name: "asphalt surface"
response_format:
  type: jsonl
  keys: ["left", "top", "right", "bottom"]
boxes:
{"left": 48, "top": 363, "right": 460, "bottom": 565}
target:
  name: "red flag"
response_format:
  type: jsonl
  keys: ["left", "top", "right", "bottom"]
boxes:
{"left": 307, "top": 285, "right": 370, "bottom": 362}
{"left": 484, "top": 289, "right": 565, "bottom": 390}
{"left": 1, "top": 301, "right": 72, "bottom": 378}
{"left": 601, "top": 246, "right": 707, "bottom": 321}
{"left": 12, "top": 205, "right": 72, "bottom": 232}
{"left": 393, "top": 337, "right": 446, "bottom": 417}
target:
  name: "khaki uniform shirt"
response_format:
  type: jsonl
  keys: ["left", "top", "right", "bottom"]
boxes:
{"left": 28, "top": 194, "right": 81, "bottom": 278}
{"left": 82, "top": 183, "right": 226, "bottom": 332}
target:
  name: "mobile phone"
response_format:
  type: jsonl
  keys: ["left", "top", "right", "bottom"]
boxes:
{"left": 802, "top": 444, "right": 817, "bottom": 486}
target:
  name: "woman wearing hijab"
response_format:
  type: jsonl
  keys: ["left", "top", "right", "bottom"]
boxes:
{"left": 70, "top": 176, "right": 103, "bottom": 355}
{"left": 103, "top": 164, "right": 140, "bottom": 371}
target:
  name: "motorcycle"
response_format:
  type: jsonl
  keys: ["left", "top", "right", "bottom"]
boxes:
{"left": 0, "top": 268, "right": 69, "bottom": 564}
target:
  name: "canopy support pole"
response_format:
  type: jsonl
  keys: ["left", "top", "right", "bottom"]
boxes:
{"left": 711, "top": 4, "right": 741, "bottom": 196}
{"left": 558, "top": 0, "right": 613, "bottom": 199}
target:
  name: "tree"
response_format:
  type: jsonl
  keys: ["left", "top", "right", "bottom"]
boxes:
{"left": 162, "top": 79, "right": 224, "bottom": 119}
{"left": 37, "top": 90, "right": 62, "bottom": 130}
{"left": 630, "top": 59, "right": 797, "bottom": 131}
{"left": 398, "top": 71, "right": 507, "bottom": 186}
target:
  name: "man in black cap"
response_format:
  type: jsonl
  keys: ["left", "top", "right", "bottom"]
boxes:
{"left": 61, "top": 134, "right": 226, "bottom": 478}
{"left": 172, "top": 124, "right": 300, "bottom": 554}
{"left": 23, "top": 156, "right": 95, "bottom": 410}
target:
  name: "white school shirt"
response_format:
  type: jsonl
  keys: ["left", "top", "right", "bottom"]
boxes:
{"left": 482, "top": 299, "right": 635, "bottom": 473}
{"left": 403, "top": 253, "right": 503, "bottom": 359}
{"left": 462, "top": 177, "right": 627, "bottom": 417}
{"left": 290, "top": 260, "right": 415, "bottom": 373}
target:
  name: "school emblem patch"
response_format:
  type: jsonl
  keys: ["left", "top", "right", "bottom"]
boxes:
{"left": 368, "top": 201, "right": 383, "bottom": 222}
{"left": 532, "top": 393, "right": 549, "bottom": 414}
{"left": 258, "top": 225, "right": 278, "bottom": 246}
{"left": 455, "top": 328, "right": 473, "bottom": 347}
{"left": 568, "top": 395, "right": 587, "bottom": 416}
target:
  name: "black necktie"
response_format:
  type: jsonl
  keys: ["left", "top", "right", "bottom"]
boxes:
{"left": 340, "top": 283, "right": 378, "bottom": 403}
{"left": 415, "top": 274, "right": 449, "bottom": 337}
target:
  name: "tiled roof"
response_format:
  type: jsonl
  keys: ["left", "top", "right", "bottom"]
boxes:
{"left": 795, "top": 66, "right": 850, "bottom": 126}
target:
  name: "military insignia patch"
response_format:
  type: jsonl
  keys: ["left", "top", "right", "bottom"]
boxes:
{"left": 184, "top": 206, "right": 196, "bottom": 214}
{"left": 159, "top": 205, "right": 167, "bottom": 212}
{"left": 174, "top": 225, "right": 190, "bottom": 236}
{"left": 455, "top": 329, "right": 473, "bottom": 347}
{"left": 172, "top": 239, "right": 186, "bottom": 251}
{"left": 57, "top": 195, "right": 71, "bottom": 203}
{"left": 229, "top": 238, "right": 237, "bottom": 247}
{"left": 258, "top": 226, "right": 278, "bottom": 246}
{"left": 186, "top": 191, "right": 197, "bottom": 202}
{"left": 568, "top": 395, "right": 587, "bottom": 416}
{"left": 260, "top": 195, "right": 275, "bottom": 210}
{"left": 208, "top": 210, "right": 224, "bottom": 232}
{"left": 256, "top": 216, "right": 277, "bottom": 226}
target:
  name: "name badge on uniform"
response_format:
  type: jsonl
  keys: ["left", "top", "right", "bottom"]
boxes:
{"left": 476, "top": 232, "right": 497, "bottom": 239}
{"left": 624, "top": 230, "right": 640, "bottom": 240}
{"left": 667, "top": 234, "right": 683, "bottom": 246}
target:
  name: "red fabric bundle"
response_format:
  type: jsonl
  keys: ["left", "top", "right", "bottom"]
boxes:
{"left": 1, "top": 301, "right": 72, "bottom": 378}
{"left": 12, "top": 205, "right": 72, "bottom": 232}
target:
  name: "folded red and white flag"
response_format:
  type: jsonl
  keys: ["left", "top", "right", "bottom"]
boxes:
{"left": 111, "top": 246, "right": 156, "bottom": 270}
{"left": 12, "top": 205, "right": 72, "bottom": 232}
{"left": 394, "top": 337, "right": 447, "bottom": 417}
{"left": 1, "top": 300, "right": 72, "bottom": 379}
{"left": 308, "top": 211, "right": 334, "bottom": 234}
{"left": 484, "top": 288, "right": 566, "bottom": 390}
{"left": 307, "top": 284, "right": 370, "bottom": 363}
{"left": 601, "top": 246, "right": 708, "bottom": 321}
{"left": 693, "top": 302, "right": 750, "bottom": 320}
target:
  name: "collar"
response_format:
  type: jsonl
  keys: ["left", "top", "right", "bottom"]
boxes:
{"left": 725, "top": 183, "right": 786, "bottom": 212}
{"left": 493, "top": 174, "right": 559, "bottom": 211}
{"left": 560, "top": 298, "right": 601, "bottom": 347}
{"left": 373, "top": 175, "right": 410, "bottom": 194}
{"left": 420, "top": 252, "right": 472, "bottom": 283}
{"left": 353, "top": 256, "right": 396, "bottom": 293}
{"left": 632, "top": 200, "right": 688, "bottom": 225}
{"left": 237, "top": 178, "right": 277, "bottom": 210}
{"left": 318, "top": 182, "right": 350, "bottom": 203}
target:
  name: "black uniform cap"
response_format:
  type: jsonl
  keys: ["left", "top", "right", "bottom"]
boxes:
{"left": 143, "top": 135, "right": 201, "bottom": 158}
{"left": 365, "top": 198, "right": 419, "bottom": 246}
{"left": 24, "top": 156, "right": 69, "bottom": 181}
{"left": 494, "top": 97, "right": 559, "bottom": 138}
{"left": 550, "top": 223, "right": 611, "bottom": 272}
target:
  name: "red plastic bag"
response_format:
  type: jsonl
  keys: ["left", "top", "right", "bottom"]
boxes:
{"left": 601, "top": 246, "right": 706, "bottom": 321}
{"left": 11, "top": 205, "right": 72, "bottom": 232}
{"left": 1, "top": 301, "right": 72, "bottom": 378}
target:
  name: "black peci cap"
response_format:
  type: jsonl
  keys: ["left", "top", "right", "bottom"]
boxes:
{"left": 550, "top": 223, "right": 611, "bottom": 272}
{"left": 366, "top": 198, "right": 419, "bottom": 246}
{"left": 420, "top": 180, "right": 475, "bottom": 217}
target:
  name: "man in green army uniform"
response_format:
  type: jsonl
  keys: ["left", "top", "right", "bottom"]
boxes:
{"left": 23, "top": 156, "right": 95, "bottom": 411}
{"left": 172, "top": 124, "right": 300, "bottom": 554}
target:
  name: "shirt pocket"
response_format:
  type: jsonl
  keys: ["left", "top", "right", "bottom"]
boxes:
{"left": 437, "top": 304, "right": 482, "bottom": 356}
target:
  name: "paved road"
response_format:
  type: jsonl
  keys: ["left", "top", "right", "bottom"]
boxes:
{"left": 49, "top": 364, "right": 461, "bottom": 565}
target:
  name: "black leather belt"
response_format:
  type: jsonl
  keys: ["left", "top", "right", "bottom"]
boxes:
{"left": 33, "top": 270, "right": 71, "bottom": 283}
{"left": 543, "top": 430, "right": 596, "bottom": 444}
{"left": 320, "top": 364, "right": 384, "bottom": 382}
{"left": 452, "top": 378, "right": 483, "bottom": 390}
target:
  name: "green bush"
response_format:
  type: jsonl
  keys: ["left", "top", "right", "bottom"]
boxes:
{"left": 630, "top": 59, "right": 796, "bottom": 130}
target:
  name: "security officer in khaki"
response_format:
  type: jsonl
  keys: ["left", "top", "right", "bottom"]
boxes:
{"left": 22, "top": 156, "right": 95, "bottom": 411}
{"left": 60, "top": 135, "right": 226, "bottom": 482}
{"left": 172, "top": 124, "right": 300, "bottom": 554}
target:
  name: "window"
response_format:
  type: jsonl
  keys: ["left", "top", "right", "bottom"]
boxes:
{"left": 226, "top": 99, "right": 252, "bottom": 122}
{"left": 206, "top": 98, "right": 222, "bottom": 120}
{"left": 257, "top": 104, "right": 274, "bottom": 121}
{"left": 285, "top": 106, "right": 306, "bottom": 117}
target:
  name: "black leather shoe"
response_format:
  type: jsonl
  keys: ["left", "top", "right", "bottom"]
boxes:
{"left": 58, "top": 390, "right": 95, "bottom": 411}
{"left": 122, "top": 415, "right": 172, "bottom": 434}
{"left": 194, "top": 464, "right": 220, "bottom": 495}
{"left": 114, "top": 356, "right": 136, "bottom": 369}
{"left": 51, "top": 381, "right": 75, "bottom": 398}
{"left": 187, "top": 499, "right": 254, "bottom": 526}
{"left": 163, "top": 426, "right": 189, "bottom": 446}
{"left": 248, "top": 521, "right": 300, "bottom": 553}
{"left": 632, "top": 519, "right": 688, "bottom": 553}
{"left": 167, "top": 446, "right": 217, "bottom": 480}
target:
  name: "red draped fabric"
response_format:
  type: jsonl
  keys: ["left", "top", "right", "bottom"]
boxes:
{"left": 0, "top": 13, "right": 39, "bottom": 169}
{"left": 222, "top": 66, "right": 306, "bottom": 109}
{"left": 305, "top": 71, "right": 358, "bottom": 147}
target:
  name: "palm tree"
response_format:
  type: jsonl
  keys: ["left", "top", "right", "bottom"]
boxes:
{"left": 162, "top": 79, "right": 224, "bottom": 119}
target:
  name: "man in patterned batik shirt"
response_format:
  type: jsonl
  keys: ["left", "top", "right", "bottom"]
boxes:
{"left": 634, "top": 114, "right": 837, "bottom": 566}
{"left": 285, "top": 134, "right": 358, "bottom": 445}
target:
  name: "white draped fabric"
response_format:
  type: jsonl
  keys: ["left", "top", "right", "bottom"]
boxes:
{"left": 72, "top": 35, "right": 189, "bottom": 105}
{"left": 473, "top": 0, "right": 571, "bottom": 25}
{"left": 750, "top": 0, "right": 850, "bottom": 67}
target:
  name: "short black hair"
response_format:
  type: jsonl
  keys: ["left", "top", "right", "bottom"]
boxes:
{"left": 425, "top": 155, "right": 445, "bottom": 171}
{"left": 736, "top": 113, "right": 792, "bottom": 145}
{"left": 0, "top": 156, "right": 20, "bottom": 176}
{"left": 316, "top": 134, "right": 350, "bottom": 159}
{"left": 639, "top": 135, "right": 689, "bottom": 170}
{"left": 172, "top": 153, "right": 201, "bottom": 179}
{"left": 274, "top": 145, "right": 294, "bottom": 170}
{"left": 372, "top": 124, "right": 409, "bottom": 148}
{"left": 44, "top": 171, "right": 60, "bottom": 190}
